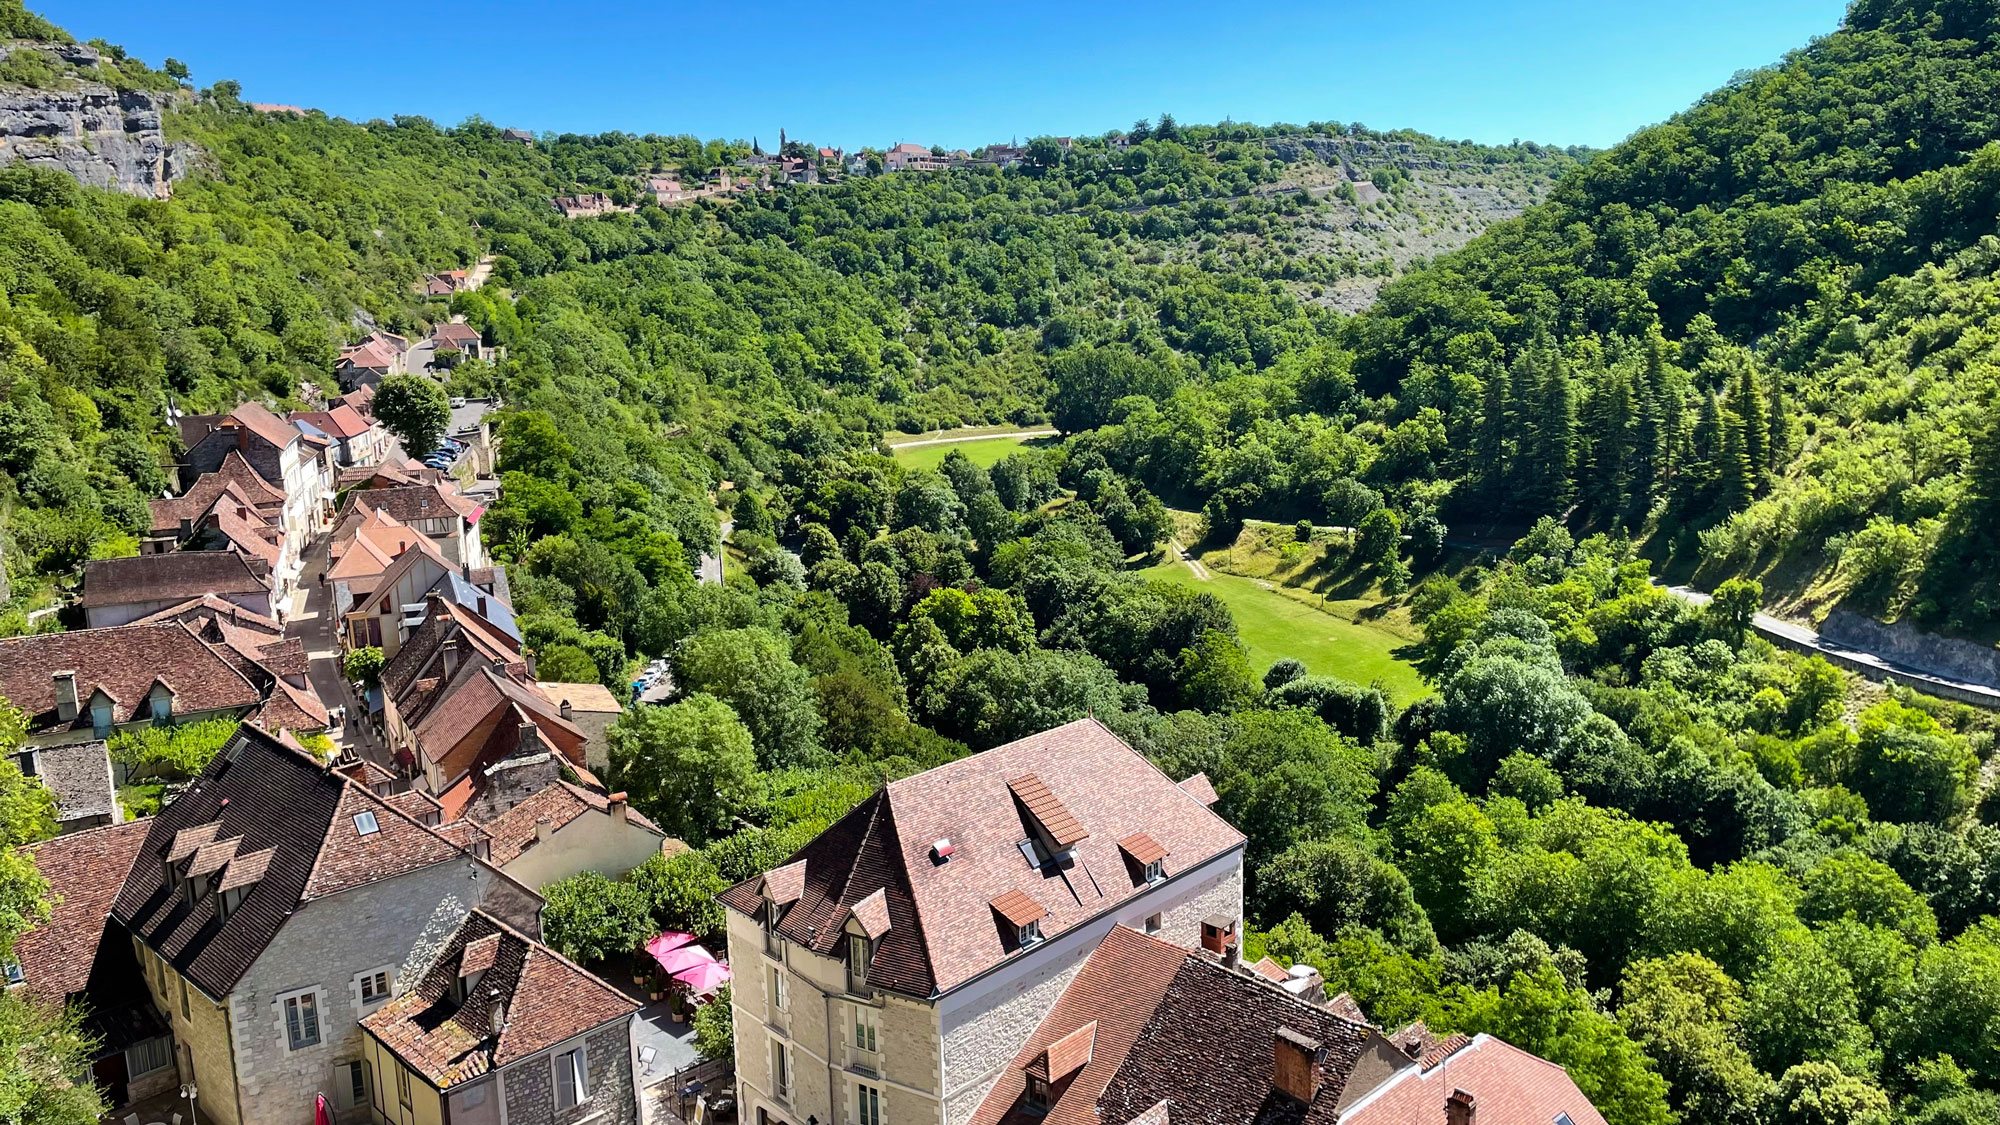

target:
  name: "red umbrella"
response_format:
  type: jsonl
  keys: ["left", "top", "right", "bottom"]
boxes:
{"left": 315, "top": 1092, "right": 331, "bottom": 1125}
{"left": 673, "top": 958, "right": 732, "bottom": 995}
{"left": 652, "top": 943, "right": 716, "bottom": 975}
{"left": 645, "top": 931, "right": 699, "bottom": 959}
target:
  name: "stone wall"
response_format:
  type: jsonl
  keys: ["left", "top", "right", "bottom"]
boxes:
{"left": 1822, "top": 609, "right": 2000, "bottom": 690}
{"left": 501, "top": 1021, "right": 639, "bottom": 1125}
{"left": 0, "top": 46, "right": 191, "bottom": 199}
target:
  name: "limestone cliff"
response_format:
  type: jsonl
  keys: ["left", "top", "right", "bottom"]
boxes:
{"left": 0, "top": 42, "right": 193, "bottom": 198}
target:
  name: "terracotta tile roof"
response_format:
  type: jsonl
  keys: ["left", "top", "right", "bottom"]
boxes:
{"left": 1046, "top": 1020, "right": 1097, "bottom": 1080}
{"left": 149, "top": 452, "right": 283, "bottom": 532}
{"left": 1118, "top": 832, "right": 1168, "bottom": 867}
{"left": 1339, "top": 1035, "right": 1606, "bottom": 1125}
{"left": 431, "top": 322, "right": 481, "bottom": 347}
{"left": 720, "top": 718, "right": 1244, "bottom": 997}
{"left": 131, "top": 594, "right": 281, "bottom": 636}
{"left": 1249, "top": 956, "right": 1291, "bottom": 984}
{"left": 969, "top": 926, "right": 1189, "bottom": 1125}
{"left": 530, "top": 682, "right": 623, "bottom": 715}
{"left": 460, "top": 933, "right": 500, "bottom": 976}
{"left": 1177, "top": 772, "right": 1218, "bottom": 805}
{"left": 472, "top": 780, "right": 666, "bottom": 867}
{"left": 849, "top": 887, "right": 891, "bottom": 940}
{"left": 340, "top": 341, "right": 397, "bottom": 371}
{"left": 83, "top": 551, "right": 270, "bottom": 609}
{"left": 354, "top": 483, "right": 480, "bottom": 525}
{"left": 112, "top": 725, "right": 467, "bottom": 998}
{"left": 1095, "top": 955, "right": 1371, "bottom": 1125}
{"left": 1329, "top": 992, "right": 1369, "bottom": 1024}
{"left": 0, "top": 622, "right": 263, "bottom": 735}
{"left": 251, "top": 677, "right": 331, "bottom": 732}
{"left": 435, "top": 818, "right": 492, "bottom": 851}
{"left": 389, "top": 788, "right": 443, "bottom": 822}
{"left": 763, "top": 859, "right": 806, "bottom": 905}
{"left": 1009, "top": 773, "right": 1088, "bottom": 847}
{"left": 213, "top": 401, "right": 303, "bottom": 453}
{"left": 360, "top": 910, "right": 636, "bottom": 1088}
{"left": 414, "top": 665, "right": 588, "bottom": 791}
{"left": 291, "top": 404, "right": 373, "bottom": 440}
{"left": 990, "top": 888, "right": 1047, "bottom": 928}
{"left": 14, "top": 818, "right": 153, "bottom": 1003}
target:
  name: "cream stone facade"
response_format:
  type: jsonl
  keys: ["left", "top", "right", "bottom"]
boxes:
{"left": 728, "top": 846, "right": 1245, "bottom": 1125}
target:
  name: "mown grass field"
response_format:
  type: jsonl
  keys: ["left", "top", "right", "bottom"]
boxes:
{"left": 1139, "top": 559, "right": 1430, "bottom": 704}
{"left": 889, "top": 433, "right": 1049, "bottom": 471}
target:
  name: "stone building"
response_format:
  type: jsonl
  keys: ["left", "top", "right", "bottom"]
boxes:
{"left": 360, "top": 909, "right": 640, "bottom": 1125}
{"left": 106, "top": 723, "right": 549, "bottom": 1125}
{"left": 718, "top": 718, "right": 1247, "bottom": 1125}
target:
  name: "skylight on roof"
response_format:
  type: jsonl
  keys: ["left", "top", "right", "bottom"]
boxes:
{"left": 355, "top": 811, "right": 380, "bottom": 836}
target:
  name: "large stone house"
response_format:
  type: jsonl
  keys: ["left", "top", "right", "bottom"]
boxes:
{"left": 0, "top": 622, "right": 266, "bottom": 748}
{"left": 718, "top": 719, "right": 1247, "bottom": 1125}
{"left": 103, "top": 724, "right": 592, "bottom": 1125}
{"left": 292, "top": 402, "right": 387, "bottom": 468}
{"left": 346, "top": 481, "right": 488, "bottom": 569}
{"left": 340, "top": 532, "right": 511, "bottom": 658}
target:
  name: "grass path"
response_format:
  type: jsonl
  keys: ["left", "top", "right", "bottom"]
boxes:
{"left": 1139, "top": 558, "right": 1430, "bottom": 705}
{"left": 888, "top": 429, "right": 1056, "bottom": 471}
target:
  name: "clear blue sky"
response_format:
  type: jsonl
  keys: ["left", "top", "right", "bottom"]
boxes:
{"left": 38, "top": 0, "right": 1848, "bottom": 150}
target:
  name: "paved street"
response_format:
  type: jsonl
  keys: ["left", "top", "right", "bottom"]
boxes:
{"left": 287, "top": 532, "right": 387, "bottom": 767}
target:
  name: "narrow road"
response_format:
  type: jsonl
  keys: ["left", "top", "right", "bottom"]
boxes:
{"left": 1663, "top": 585, "right": 2000, "bottom": 709}
{"left": 696, "top": 519, "right": 733, "bottom": 585}
{"left": 885, "top": 428, "right": 1057, "bottom": 449}
{"left": 1170, "top": 540, "right": 1211, "bottom": 581}
{"left": 288, "top": 535, "right": 389, "bottom": 768}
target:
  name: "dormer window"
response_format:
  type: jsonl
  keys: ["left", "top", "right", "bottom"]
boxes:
{"left": 89, "top": 693, "right": 114, "bottom": 739}
{"left": 148, "top": 682, "right": 176, "bottom": 723}
{"left": 1019, "top": 919, "right": 1043, "bottom": 947}
{"left": 217, "top": 886, "right": 247, "bottom": 921}
{"left": 1144, "top": 859, "right": 1164, "bottom": 884}
{"left": 1024, "top": 1075, "right": 1051, "bottom": 1114}
{"left": 847, "top": 933, "right": 871, "bottom": 993}
{"left": 764, "top": 900, "right": 782, "bottom": 957}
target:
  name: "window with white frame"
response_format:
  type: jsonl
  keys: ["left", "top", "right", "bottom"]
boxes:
{"left": 355, "top": 966, "right": 394, "bottom": 1012}
{"left": 1143, "top": 858, "right": 1164, "bottom": 884}
{"left": 125, "top": 1035, "right": 173, "bottom": 1077}
{"left": 2, "top": 956, "right": 23, "bottom": 985}
{"left": 853, "top": 1005, "right": 879, "bottom": 1053}
{"left": 847, "top": 933, "right": 871, "bottom": 992}
{"left": 554, "top": 1044, "right": 589, "bottom": 1110}
{"left": 856, "top": 1082, "right": 883, "bottom": 1125}
{"left": 769, "top": 965, "right": 788, "bottom": 1012}
{"left": 279, "top": 987, "right": 323, "bottom": 1051}
{"left": 771, "top": 1037, "right": 792, "bottom": 1101}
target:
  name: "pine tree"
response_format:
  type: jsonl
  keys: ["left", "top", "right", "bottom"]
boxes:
{"left": 1719, "top": 404, "right": 1755, "bottom": 512}
{"left": 1735, "top": 361, "right": 1769, "bottom": 483}
{"left": 1478, "top": 361, "right": 1513, "bottom": 502}
{"left": 1766, "top": 371, "right": 1793, "bottom": 468}
{"left": 1680, "top": 392, "right": 1724, "bottom": 513}
{"left": 1525, "top": 346, "right": 1576, "bottom": 514}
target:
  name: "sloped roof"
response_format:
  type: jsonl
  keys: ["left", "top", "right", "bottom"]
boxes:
{"left": 431, "top": 322, "right": 481, "bottom": 347}
{"left": 0, "top": 622, "right": 264, "bottom": 735}
{"left": 720, "top": 719, "right": 1243, "bottom": 997}
{"left": 83, "top": 552, "right": 270, "bottom": 609}
{"left": 1094, "top": 954, "right": 1371, "bottom": 1125}
{"left": 354, "top": 483, "right": 481, "bottom": 526}
{"left": 291, "top": 404, "right": 373, "bottom": 440}
{"left": 530, "top": 682, "right": 622, "bottom": 715}
{"left": 33, "top": 739, "right": 118, "bottom": 825}
{"left": 475, "top": 780, "right": 666, "bottom": 867}
{"left": 14, "top": 818, "right": 153, "bottom": 1003}
{"left": 148, "top": 451, "right": 283, "bottom": 532}
{"left": 1339, "top": 1035, "right": 1607, "bottom": 1125}
{"left": 360, "top": 910, "right": 636, "bottom": 1088}
{"left": 111, "top": 725, "right": 465, "bottom": 998}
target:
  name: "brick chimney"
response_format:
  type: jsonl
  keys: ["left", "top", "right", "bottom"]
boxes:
{"left": 608, "top": 792, "right": 628, "bottom": 823}
{"left": 52, "top": 671, "right": 78, "bottom": 722}
{"left": 1446, "top": 1089, "right": 1476, "bottom": 1125}
{"left": 1273, "top": 1028, "right": 1320, "bottom": 1104}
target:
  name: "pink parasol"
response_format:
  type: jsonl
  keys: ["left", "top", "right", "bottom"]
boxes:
{"left": 673, "top": 958, "right": 732, "bottom": 994}
{"left": 652, "top": 942, "right": 717, "bottom": 975}
{"left": 645, "top": 931, "right": 700, "bottom": 959}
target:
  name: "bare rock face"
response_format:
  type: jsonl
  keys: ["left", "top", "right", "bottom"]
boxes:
{"left": 0, "top": 44, "right": 194, "bottom": 199}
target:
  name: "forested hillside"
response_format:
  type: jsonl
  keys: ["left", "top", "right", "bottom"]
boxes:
{"left": 8, "top": 0, "right": 2000, "bottom": 1122}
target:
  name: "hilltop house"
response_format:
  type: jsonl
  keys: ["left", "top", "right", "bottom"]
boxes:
{"left": 502, "top": 127, "right": 534, "bottom": 145}
{"left": 719, "top": 719, "right": 1247, "bottom": 1125}
{"left": 553, "top": 192, "right": 616, "bottom": 218}
{"left": 884, "top": 142, "right": 947, "bottom": 172}
{"left": 429, "top": 320, "right": 485, "bottom": 363}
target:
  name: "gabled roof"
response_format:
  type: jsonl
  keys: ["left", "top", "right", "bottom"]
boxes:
{"left": 1339, "top": 1035, "right": 1607, "bottom": 1125}
{"left": 353, "top": 483, "right": 481, "bottom": 526}
{"left": 431, "top": 322, "right": 481, "bottom": 347}
{"left": 83, "top": 552, "right": 270, "bottom": 609}
{"left": 149, "top": 451, "right": 283, "bottom": 532}
{"left": 110, "top": 725, "right": 467, "bottom": 998}
{"left": 720, "top": 719, "right": 1244, "bottom": 997}
{"left": 31, "top": 739, "right": 119, "bottom": 825}
{"left": 291, "top": 404, "right": 373, "bottom": 440}
{"left": 339, "top": 341, "right": 397, "bottom": 371}
{"left": 414, "top": 664, "right": 589, "bottom": 792}
{"left": 361, "top": 909, "right": 636, "bottom": 1088}
{"left": 202, "top": 401, "right": 301, "bottom": 454}
{"left": 0, "top": 622, "right": 264, "bottom": 735}
{"left": 14, "top": 818, "right": 153, "bottom": 1003}
{"left": 474, "top": 780, "right": 667, "bottom": 866}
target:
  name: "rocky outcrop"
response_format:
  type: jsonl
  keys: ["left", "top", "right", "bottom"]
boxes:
{"left": 0, "top": 43, "right": 192, "bottom": 199}
{"left": 1822, "top": 609, "right": 2000, "bottom": 692}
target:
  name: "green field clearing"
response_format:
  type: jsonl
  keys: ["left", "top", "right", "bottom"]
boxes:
{"left": 1138, "top": 558, "right": 1430, "bottom": 705}
{"left": 890, "top": 434, "right": 1045, "bottom": 471}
